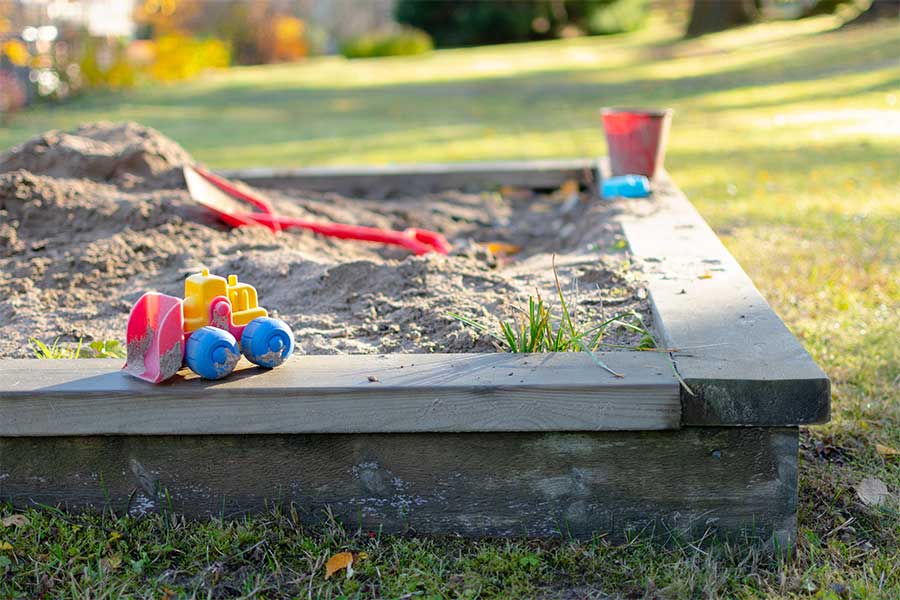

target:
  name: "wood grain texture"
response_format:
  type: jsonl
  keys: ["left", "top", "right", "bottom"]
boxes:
{"left": 0, "top": 353, "right": 680, "bottom": 435}
{"left": 0, "top": 427, "right": 798, "bottom": 545}
{"left": 613, "top": 166, "right": 830, "bottom": 426}
{"left": 219, "top": 159, "right": 596, "bottom": 195}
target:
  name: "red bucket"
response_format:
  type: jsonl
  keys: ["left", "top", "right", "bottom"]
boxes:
{"left": 601, "top": 108, "right": 673, "bottom": 178}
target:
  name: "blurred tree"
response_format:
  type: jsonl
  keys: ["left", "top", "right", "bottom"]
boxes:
{"left": 207, "top": 1, "right": 259, "bottom": 64}
{"left": 341, "top": 27, "right": 433, "bottom": 59}
{"left": 148, "top": 32, "right": 229, "bottom": 80}
{"left": 134, "top": 0, "right": 203, "bottom": 36}
{"left": 396, "top": 0, "right": 648, "bottom": 47}
{"left": 685, "top": 0, "right": 761, "bottom": 37}
{"left": 396, "top": 0, "right": 538, "bottom": 47}
{"left": 258, "top": 15, "right": 309, "bottom": 62}
{"left": 155, "top": 1, "right": 310, "bottom": 65}
{"left": 0, "top": 5, "right": 10, "bottom": 35}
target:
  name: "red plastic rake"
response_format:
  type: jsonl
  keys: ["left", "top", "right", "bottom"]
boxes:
{"left": 183, "top": 165, "right": 451, "bottom": 255}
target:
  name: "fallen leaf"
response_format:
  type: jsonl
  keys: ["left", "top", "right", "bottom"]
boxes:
{"left": 1, "top": 515, "right": 29, "bottom": 528}
{"left": 160, "top": 587, "right": 177, "bottom": 600}
{"left": 0, "top": 541, "right": 12, "bottom": 552}
{"left": 875, "top": 444, "right": 900, "bottom": 458}
{"left": 485, "top": 242, "right": 521, "bottom": 256}
{"left": 498, "top": 186, "right": 531, "bottom": 200}
{"left": 857, "top": 477, "right": 890, "bottom": 506}
{"left": 697, "top": 271, "right": 713, "bottom": 280}
{"left": 325, "top": 552, "right": 353, "bottom": 579}
{"left": 325, "top": 551, "right": 368, "bottom": 580}
{"left": 556, "top": 179, "right": 579, "bottom": 201}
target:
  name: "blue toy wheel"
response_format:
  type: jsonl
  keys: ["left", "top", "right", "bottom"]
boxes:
{"left": 240, "top": 317, "right": 294, "bottom": 368}
{"left": 185, "top": 326, "right": 240, "bottom": 380}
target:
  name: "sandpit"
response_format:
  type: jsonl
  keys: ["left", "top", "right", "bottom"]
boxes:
{"left": 0, "top": 122, "right": 649, "bottom": 359}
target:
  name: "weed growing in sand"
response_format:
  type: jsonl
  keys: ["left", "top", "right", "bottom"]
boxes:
{"left": 87, "top": 339, "right": 127, "bottom": 359}
{"left": 449, "top": 262, "right": 656, "bottom": 361}
{"left": 450, "top": 303, "right": 652, "bottom": 352}
{"left": 29, "top": 337, "right": 83, "bottom": 359}
{"left": 29, "top": 338, "right": 126, "bottom": 359}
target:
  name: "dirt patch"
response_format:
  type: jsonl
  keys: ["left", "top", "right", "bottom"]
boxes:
{"left": 0, "top": 121, "right": 190, "bottom": 188}
{"left": 1, "top": 122, "right": 650, "bottom": 358}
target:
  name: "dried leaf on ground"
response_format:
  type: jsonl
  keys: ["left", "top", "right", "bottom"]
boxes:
{"left": 875, "top": 444, "right": 900, "bottom": 458}
{"left": 499, "top": 185, "right": 531, "bottom": 200}
{"left": 556, "top": 179, "right": 580, "bottom": 201}
{"left": 0, "top": 541, "right": 12, "bottom": 551}
{"left": 856, "top": 477, "right": 890, "bottom": 506}
{"left": 485, "top": 242, "right": 522, "bottom": 256}
{"left": 160, "top": 587, "right": 177, "bottom": 600}
{"left": 325, "top": 551, "right": 368, "bottom": 579}
{"left": 1, "top": 514, "right": 29, "bottom": 528}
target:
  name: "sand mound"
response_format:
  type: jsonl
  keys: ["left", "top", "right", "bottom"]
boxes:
{"left": 0, "top": 121, "right": 191, "bottom": 187}
{"left": 0, "top": 122, "right": 647, "bottom": 359}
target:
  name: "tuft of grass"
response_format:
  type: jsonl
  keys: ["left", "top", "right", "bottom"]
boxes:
{"left": 28, "top": 338, "right": 126, "bottom": 359}
{"left": 500, "top": 295, "right": 554, "bottom": 353}
{"left": 450, "top": 261, "right": 656, "bottom": 377}
{"left": 451, "top": 293, "right": 654, "bottom": 355}
{"left": 87, "top": 339, "right": 127, "bottom": 359}
{"left": 29, "top": 337, "right": 83, "bottom": 359}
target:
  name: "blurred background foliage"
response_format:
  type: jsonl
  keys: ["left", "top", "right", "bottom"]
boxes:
{"left": 340, "top": 27, "right": 433, "bottom": 60}
{"left": 395, "top": 0, "right": 651, "bottom": 47}
{"left": 0, "top": 0, "right": 890, "bottom": 122}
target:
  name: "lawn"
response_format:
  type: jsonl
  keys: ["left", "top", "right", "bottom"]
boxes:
{"left": 2, "top": 13, "right": 899, "bottom": 598}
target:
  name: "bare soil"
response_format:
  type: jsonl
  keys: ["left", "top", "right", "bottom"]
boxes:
{"left": 0, "top": 122, "right": 649, "bottom": 358}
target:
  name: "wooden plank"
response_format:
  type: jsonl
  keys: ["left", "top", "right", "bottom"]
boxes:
{"left": 0, "top": 427, "right": 798, "bottom": 546}
{"left": 615, "top": 167, "right": 830, "bottom": 426}
{"left": 218, "top": 159, "right": 596, "bottom": 194}
{"left": 0, "top": 353, "right": 680, "bottom": 435}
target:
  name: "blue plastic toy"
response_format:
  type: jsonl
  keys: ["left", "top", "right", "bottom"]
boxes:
{"left": 601, "top": 175, "right": 651, "bottom": 199}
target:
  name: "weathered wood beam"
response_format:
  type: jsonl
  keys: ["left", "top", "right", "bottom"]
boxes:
{"left": 0, "top": 427, "right": 798, "bottom": 545}
{"left": 615, "top": 169, "right": 830, "bottom": 426}
{"left": 0, "top": 353, "right": 680, "bottom": 435}
{"left": 219, "top": 159, "right": 597, "bottom": 194}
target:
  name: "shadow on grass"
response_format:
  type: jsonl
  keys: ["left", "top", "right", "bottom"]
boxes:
{"left": 2, "top": 23, "right": 897, "bottom": 165}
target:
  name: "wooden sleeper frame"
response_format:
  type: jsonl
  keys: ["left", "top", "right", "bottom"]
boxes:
{"left": 0, "top": 159, "right": 829, "bottom": 547}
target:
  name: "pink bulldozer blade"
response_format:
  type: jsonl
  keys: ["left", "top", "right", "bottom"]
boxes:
{"left": 124, "top": 292, "right": 185, "bottom": 383}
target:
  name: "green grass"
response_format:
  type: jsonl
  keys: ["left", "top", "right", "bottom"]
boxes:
{"left": 450, "top": 265, "right": 655, "bottom": 356}
{"left": 2, "top": 12, "right": 900, "bottom": 598}
{"left": 28, "top": 337, "right": 84, "bottom": 360}
{"left": 28, "top": 338, "right": 126, "bottom": 360}
{"left": 450, "top": 262, "right": 657, "bottom": 379}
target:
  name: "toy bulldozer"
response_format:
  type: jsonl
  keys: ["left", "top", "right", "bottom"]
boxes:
{"left": 123, "top": 269, "right": 295, "bottom": 383}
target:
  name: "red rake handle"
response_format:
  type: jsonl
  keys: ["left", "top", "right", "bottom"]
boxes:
{"left": 188, "top": 165, "right": 450, "bottom": 255}
{"left": 246, "top": 213, "right": 451, "bottom": 255}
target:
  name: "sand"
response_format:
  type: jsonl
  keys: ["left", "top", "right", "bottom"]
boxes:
{"left": 0, "top": 122, "right": 649, "bottom": 359}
